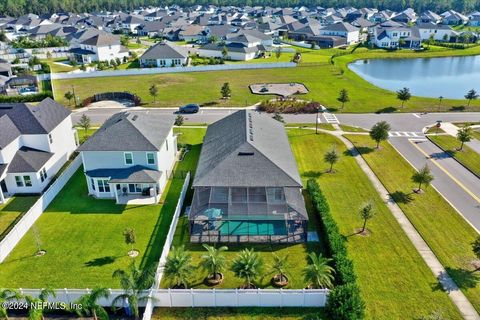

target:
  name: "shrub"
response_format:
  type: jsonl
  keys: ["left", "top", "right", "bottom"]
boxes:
{"left": 257, "top": 100, "right": 320, "bottom": 114}
{"left": 307, "top": 179, "right": 365, "bottom": 319}
{"left": 325, "top": 283, "right": 365, "bottom": 320}
{"left": 0, "top": 91, "right": 52, "bottom": 103}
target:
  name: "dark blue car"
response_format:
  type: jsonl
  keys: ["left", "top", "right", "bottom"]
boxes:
{"left": 179, "top": 103, "right": 200, "bottom": 114}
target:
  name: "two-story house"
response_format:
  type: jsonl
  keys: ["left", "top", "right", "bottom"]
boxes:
{"left": 77, "top": 112, "right": 177, "bottom": 204}
{"left": 372, "top": 24, "right": 421, "bottom": 49}
{"left": 0, "top": 98, "right": 77, "bottom": 203}
{"left": 70, "top": 33, "right": 129, "bottom": 64}
{"left": 319, "top": 22, "right": 360, "bottom": 44}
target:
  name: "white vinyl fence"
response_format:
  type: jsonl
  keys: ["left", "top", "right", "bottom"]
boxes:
{"left": 0, "top": 156, "right": 82, "bottom": 262}
{"left": 38, "top": 62, "right": 296, "bottom": 81}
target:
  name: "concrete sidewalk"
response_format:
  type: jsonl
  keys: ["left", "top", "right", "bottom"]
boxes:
{"left": 441, "top": 122, "right": 480, "bottom": 154}
{"left": 337, "top": 133, "right": 480, "bottom": 320}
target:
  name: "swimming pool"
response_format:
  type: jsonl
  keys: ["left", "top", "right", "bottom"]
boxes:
{"left": 219, "top": 220, "right": 287, "bottom": 236}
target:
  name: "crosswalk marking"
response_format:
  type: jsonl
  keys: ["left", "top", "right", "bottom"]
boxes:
{"left": 323, "top": 113, "right": 339, "bottom": 124}
{"left": 388, "top": 131, "right": 424, "bottom": 137}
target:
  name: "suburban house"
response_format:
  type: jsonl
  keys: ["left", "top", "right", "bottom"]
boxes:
{"left": 319, "top": 22, "right": 360, "bottom": 44}
{"left": 0, "top": 98, "right": 77, "bottom": 203}
{"left": 417, "top": 22, "right": 455, "bottom": 41}
{"left": 419, "top": 10, "right": 443, "bottom": 24}
{"left": 197, "top": 32, "right": 269, "bottom": 61}
{"left": 441, "top": 10, "right": 469, "bottom": 25}
{"left": 139, "top": 41, "right": 190, "bottom": 67}
{"left": 189, "top": 110, "right": 308, "bottom": 243}
{"left": 70, "top": 33, "right": 129, "bottom": 64}
{"left": 372, "top": 24, "right": 421, "bottom": 49}
{"left": 77, "top": 111, "right": 177, "bottom": 204}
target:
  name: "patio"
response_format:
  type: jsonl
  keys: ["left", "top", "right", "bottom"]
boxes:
{"left": 116, "top": 193, "right": 159, "bottom": 205}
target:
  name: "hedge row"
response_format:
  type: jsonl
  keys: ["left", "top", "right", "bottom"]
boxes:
{"left": 257, "top": 100, "right": 320, "bottom": 114}
{"left": 307, "top": 179, "right": 365, "bottom": 320}
{"left": 0, "top": 91, "right": 53, "bottom": 103}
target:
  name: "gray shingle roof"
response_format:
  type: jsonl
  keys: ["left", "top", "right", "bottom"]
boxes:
{"left": 78, "top": 111, "right": 174, "bottom": 152}
{"left": 8, "top": 147, "right": 53, "bottom": 173}
{"left": 0, "top": 98, "right": 71, "bottom": 149}
{"left": 86, "top": 165, "right": 162, "bottom": 183}
{"left": 81, "top": 33, "right": 120, "bottom": 46}
{"left": 193, "top": 110, "right": 303, "bottom": 188}
{"left": 140, "top": 41, "right": 189, "bottom": 60}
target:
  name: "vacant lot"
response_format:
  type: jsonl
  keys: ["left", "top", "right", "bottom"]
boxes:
{"left": 346, "top": 134, "right": 480, "bottom": 312}
{"left": 289, "top": 129, "right": 461, "bottom": 319}
{"left": 53, "top": 46, "right": 480, "bottom": 113}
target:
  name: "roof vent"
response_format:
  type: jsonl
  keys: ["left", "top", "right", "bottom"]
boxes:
{"left": 238, "top": 152, "right": 254, "bottom": 156}
{"left": 132, "top": 115, "right": 138, "bottom": 121}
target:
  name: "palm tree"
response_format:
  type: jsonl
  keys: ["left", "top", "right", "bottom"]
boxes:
{"left": 0, "top": 289, "right": 21, "bottom": 319}
{"left": 231, "top": 248, "right": 264, "bottom": 289}
{"left": 412, "top": 164, "right": 434, "bottom": 193}
{"left": 457, "top": 125, "right": 473, "bottom": 150}
{"left": 324, "top": 148, "right": 339, "bottom": 173}
{"left": 396, "top": 87, "right": 411, "bottom": 108}
{"left": 337, "top": 89, "right": 350, "bottom": 109}
{"left": 267, "top": 253, "right": 290, "bottom": 285}
{"left": 465, "top": 89, "right": 479, "bottom": 107}
{"left": 200, "top": 244, "right": 228, "bottom": 283}
{"left": 24, "top": 288, "right": 56, "bottom": 320}
{"left": 359, "top": 202, "right": 374, "bottom": 233}
{"left": 163, "top": 245, "right": 195, "bottom": 289}
{"left": 303, "top": 252, "right": 335, "bottom": 289}
{"left": 370, "top": 121, "right": 391, "bottom": 149}
{"left": 112, "top": 261, "right": 156, "bottom": 319}
{"left": 75, "top": 287, "right": 110, "bottom": 320}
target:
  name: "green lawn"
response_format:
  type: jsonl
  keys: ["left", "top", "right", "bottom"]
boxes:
{"left": 473, "top": 129, "right": 480, "bottom": 141}
{"left": 53, "top": 46, "right": 480, "bottom": 112}
{"left": 288, "top": 129, "right": 461, "bottom": 319}
{"left": 346, "top": 134, "right": 480, "bottom": 312}
{"left": 428, "top": 134, "right": 480, "bottom": 177}
{"left": 0, "top": 196, "right": 38, "bottom": 239}
{"left": 153, "top": 307, "right": 326, "bottom": 319}
{"left": 338, "top": 124, "right": 368, "bottom": 132}
{"left": 76, "top": 128, "right": 98, "bottom": 144}
{"left": 0, "top": 148, "right": 196, "bottom": 288}
{"left": 285, "top": 123, "right": 336, "bottom": 131}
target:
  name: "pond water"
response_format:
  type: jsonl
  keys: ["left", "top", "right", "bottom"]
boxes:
{"left": 348, "top": 55, "right": 480, "bottom": 99}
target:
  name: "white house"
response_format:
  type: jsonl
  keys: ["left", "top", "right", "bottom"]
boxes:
{"left": 197, "top": 32, "right": 270, "bottom": 61}
{"left": 319, "top": 22, "right": 360, "bottom": 44}
{"left": 70, "top": 33, "right": 129, "bottom": 64}
{"left": 139, "top": 41, "right": 190, "bottom": 67}
{"left": 77, "top": 112, "right": 177, "bottom": 204}
{"left": 0, "top": 98, "right": 77, "bottom": 203}
{"left": 417, "top": 22, "right": 455, "bottom": 41}
{"left": 372, "top": 25, "right": 421, "bottom": 49}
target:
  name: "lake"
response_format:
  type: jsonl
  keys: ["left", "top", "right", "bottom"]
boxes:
{"left": 348, "top": 55, "right": 480, "bottom": 99}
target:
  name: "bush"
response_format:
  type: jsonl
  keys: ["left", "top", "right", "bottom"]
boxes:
{"left": 307, "top": 179, "right": 365, "bottom": 319}
{"left": 0, "top": 91, "right": 53, "bottom": 103}
{"left": 325, "top": 283, "right": 365, "bottom": 320}
{"left": 257, "top": 100, "right": 320, "bottom": 114}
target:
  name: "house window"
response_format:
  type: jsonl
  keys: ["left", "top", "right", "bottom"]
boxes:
{"left": 91, "top": 178, "right": 96, "bottom": 191}
{"left": 23, "top": 175, "right": 32, "bottom": 187}
{"left": 146, "top": 152, "right": 155, "bottom": 165}
{"left": 48, "top": 133, "right": 53, "bottom": 144}
{"left": 15, "top": 176, "right": 24, "bottom": 187}
{"left": 124, "top": 152, "right": 133, "bottom": 165}
{"left": 40, "top": 168, "right": 47, "bottom": 182}
{"left": 128, "top": 183, "right": 142, "bottom": 193}
{"left": 97, "top": 179, "right": 110, "bottom": 193}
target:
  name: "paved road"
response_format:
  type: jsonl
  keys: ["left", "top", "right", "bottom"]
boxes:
{"left": 390, "top": 138, "right": 480, "bottom": 232}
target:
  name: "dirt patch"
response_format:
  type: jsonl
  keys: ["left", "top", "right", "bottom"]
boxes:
{"left": 354, "top": 228, "right": 371, "bottom": 237}
{"left": 128, "top": 249, "right": 139, "bottom": 258}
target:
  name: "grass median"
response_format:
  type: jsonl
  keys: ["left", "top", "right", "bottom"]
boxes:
{"left": 346, "top": 134, "right": 480, "bottom": 312}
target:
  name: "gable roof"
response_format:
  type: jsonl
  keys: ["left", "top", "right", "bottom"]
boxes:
{"left": 0, "top": 98, "right": 71, "bottom": 149}
{"left": 81, "top": 33, "right": 120, "bottom": 46}
{"left": 78, "top": 111, "right": 174, "bottom": 152}
{"left": 193, "top": 110, "right": 302, "bottom": 188}
{"left": 8, "top": 146, "right": 54, "bottom": 173}
{"left": 321, "top": 21, "right": 359, "bottom": 32}
{"left": 140, "top": 41, "right": 189, "bottom": 60}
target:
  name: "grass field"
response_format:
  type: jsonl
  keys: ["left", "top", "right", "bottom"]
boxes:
{"left": 346, "top": 134, "right": 480, "bottom": 312}
{"left": 428, "top": 134, "right": 480, "bottom": 177}
{"left": 0, "top": 146, "right": 196, "bottom": 288}
{"left": 288, "top": 129, "right": 461, "bottom": 319}
{"left": 0, "top": 196, "right": 38, "bottom": 239}
{"left": 53, "top": 45, "right": 480, "bottom": 113}
{"left": 153, "top": 307, "right": 326, "bottom": 319}
{"left": 338, "top": 124, "right": 369, "bottom": 132}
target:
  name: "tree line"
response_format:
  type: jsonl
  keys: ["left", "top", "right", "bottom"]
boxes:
{"left": 2, "top": 0, "right": 480, "bottom": 17}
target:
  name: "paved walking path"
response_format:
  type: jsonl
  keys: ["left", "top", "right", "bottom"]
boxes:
{"left": 336, "top": 132, "right": 480, "bottom": 320}
{"left": 441, "top": 122, "right": 480, "bottom": 154}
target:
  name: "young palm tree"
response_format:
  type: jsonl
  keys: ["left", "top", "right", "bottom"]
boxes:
{"left": 412, "top": 164, "right": 434, "bottom": 193}
{"left": 396, "top": 87, "right": 411, "bottom": 108}
{"left": 303, "top": 252, "right": 335, "bottom": 289}
{"left": 200, "top": 244, "right": 228, "bottom": 282}
{"left": 24, "top": 288, "right": 56, "bottom": 320}
{"left": 324, "top": 149, "right": 339, "bottom": 173}
{"left": 163, "top": 245, "right": 195, "bottom": 289}
{"left": 457, "top": 126, "right": 473, "bottom": 150}
{"left": 268, "top": 253, "right": 290, "bottom": 284}
{"left": 0, "top": 289, "right": 21, "bottom": 319}
{"left": 231, "top": 248, "right": 264, "bottom": 289}
{"left": 75, "top": 287, "right": 110, "bottom": 320}
{"left": 112, "top": 261, "right": 156, "bottom": 319}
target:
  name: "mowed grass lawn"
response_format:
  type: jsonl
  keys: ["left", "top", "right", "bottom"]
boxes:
{"left": 0, "top": 196, "right": 38, "bottom": 238}
{"left": 428, "top": 134, "right": 480, "bottom": 177}
{"left": 288, "top": 129, "right": 461, "bottom": 319}
{"left": 346, "top": 135, "right": 480, "bottom": 312}
{"left": 0, "top": 149, "right": 196, "bottom": 288}
{"left": 53, "top": 46, "right": 480, "bottom": 113}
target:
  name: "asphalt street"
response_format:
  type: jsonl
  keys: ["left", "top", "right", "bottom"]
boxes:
{"left": 73, "top": 107, "right": 480, "bottom": 231}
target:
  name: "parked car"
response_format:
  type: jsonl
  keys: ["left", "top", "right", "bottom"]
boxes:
{"left": 179, "top": 103, "right": 200, "bottom": 113}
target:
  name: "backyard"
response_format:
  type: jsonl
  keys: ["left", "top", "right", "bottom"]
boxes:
{"left": 346, "top": 134, "right": 480, "bottom": 312}
{"left": 153, "top": 307, "right": 326, "bottom": 319}
{"left": 52, "top": 45, "right": 480, "bottom": 113}
{"left": 0, "top": 144, "right": 195, "bottom": 288}
{"left": 0, "top": 196, "right": 38, "bottom": 239}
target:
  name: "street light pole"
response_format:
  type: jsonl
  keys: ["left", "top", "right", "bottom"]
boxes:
{"left": 72, "top": 85, "right": 77, "bottom": 108}
{"left": 438, "top": 96, "right": 443, "bottom": 112}
{"left": 315, "top": 107, "right": 319, "bottom": 134}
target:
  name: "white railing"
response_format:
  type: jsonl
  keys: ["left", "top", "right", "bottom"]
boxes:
{"left": 14, "top": 288, "right": 328, "bottom": 308}
{"left": 143, "top": 172, "right": 191, "bottom": 320}
{"left": 38, "top": 62, "right": 296, "bottom": 81}
{"left": 0, "top": 156, "right": 82, "bottom": 262}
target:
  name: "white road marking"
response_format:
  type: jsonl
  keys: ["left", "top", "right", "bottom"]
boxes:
{"left": 412, "top": 113, "right": 421, "bottom": 118}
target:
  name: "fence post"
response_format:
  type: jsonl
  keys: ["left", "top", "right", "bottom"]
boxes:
{"left": 169, "top": 288, "right": 172, "bottom": 307}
